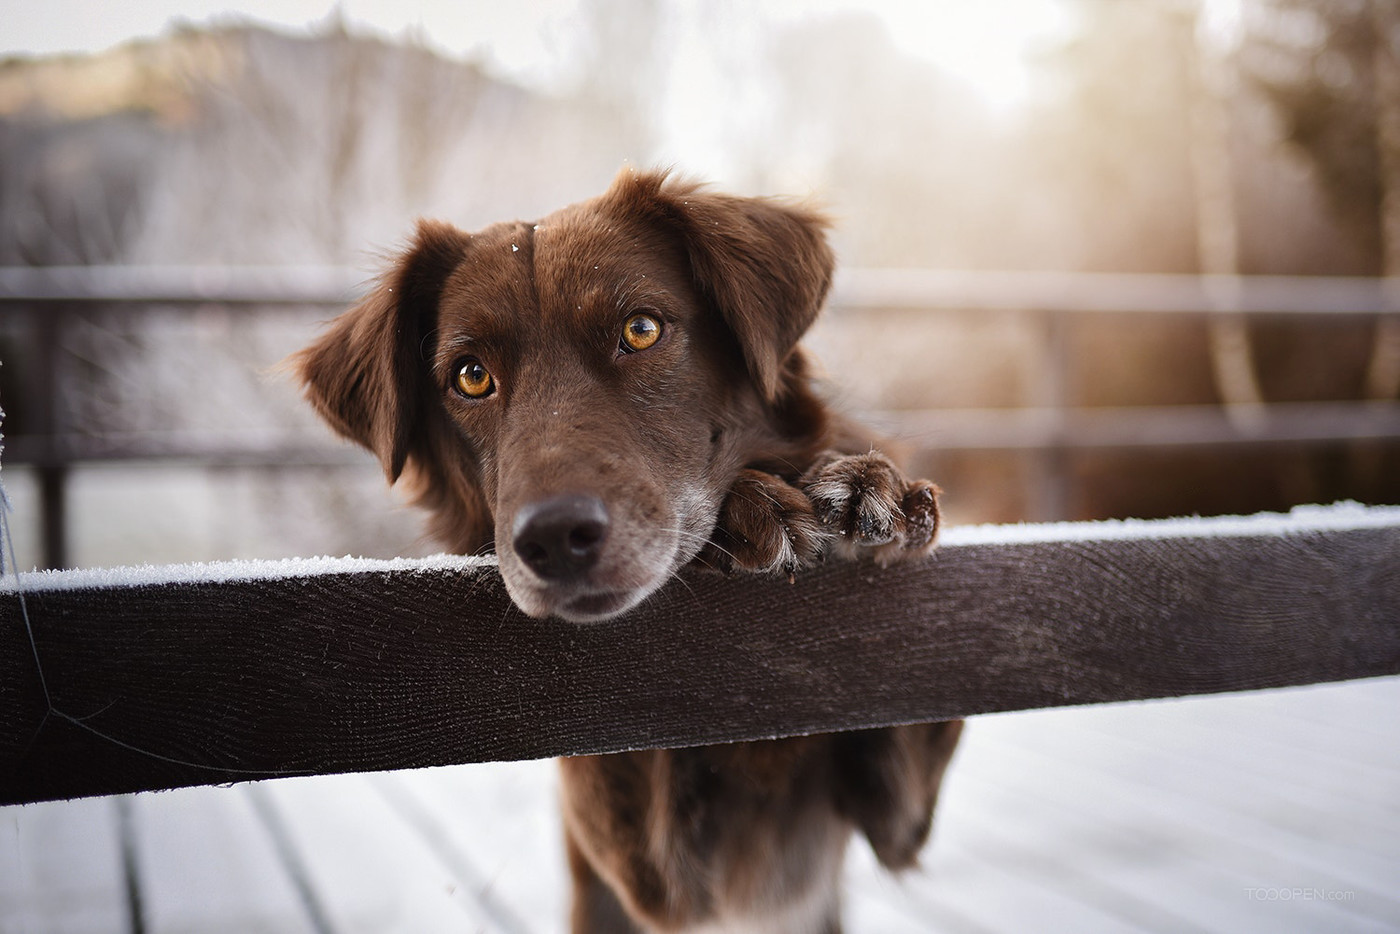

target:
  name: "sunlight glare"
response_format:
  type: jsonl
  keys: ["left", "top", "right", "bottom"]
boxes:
{"left": 771, "top": 0, "right": 1074, "bottom": 112}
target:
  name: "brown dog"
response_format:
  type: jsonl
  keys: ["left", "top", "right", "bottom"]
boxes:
{"left": 294, "top": 168, "right": 962, "bottom": 933}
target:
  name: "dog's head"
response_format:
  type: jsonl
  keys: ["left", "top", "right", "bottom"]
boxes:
{"left": 294, "top": 169, "right": 833, "bottom": 621}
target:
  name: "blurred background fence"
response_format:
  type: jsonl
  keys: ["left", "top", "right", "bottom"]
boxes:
{"left": 4, "top": 264, "right": 1400, "bottom": 570}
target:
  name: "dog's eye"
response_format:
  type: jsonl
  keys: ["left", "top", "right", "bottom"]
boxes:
{"left": 454, "top": 358, "right": 495, "bottom": 398}
{"left": 620, "top": 313, "right": 662, "bottom": 353}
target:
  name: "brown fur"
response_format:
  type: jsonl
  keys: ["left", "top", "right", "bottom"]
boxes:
{"left": 294, "top": 168, "right": 962, "bottom": 933}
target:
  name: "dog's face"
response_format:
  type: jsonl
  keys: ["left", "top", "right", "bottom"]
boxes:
{"left": 296, "top": 170, "right": 833, "bottom": 621}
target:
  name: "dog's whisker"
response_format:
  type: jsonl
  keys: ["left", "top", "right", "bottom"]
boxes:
{"left": 660, "top": 526, "right": 716, "bottom": 545}
{"left": 666, "top": 569, "right": 701, "bottom": 603}
{"left": 660, "top": 526, "right": 737, "bottom": 563}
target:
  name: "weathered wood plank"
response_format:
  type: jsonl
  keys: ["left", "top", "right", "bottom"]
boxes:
{"left": 947, "top": 687, "right": 1400, "bottom": 931}
{"left": 252, "top": 775, "right": 510, "bottom": 933}
{"left": 1000, "top": 713, "right": 1400, "bottom": 902}
{"left": 2, "top": 506, "right": 1398, "bottom": 805}
{"left": 0, "top": 796, "right": 130, "bottom": 933}
{"left": 126, "top": 786, "right": 319, "bottom": 934}
{"left": 382, "top": 762, "right": 570, "bottom": 932}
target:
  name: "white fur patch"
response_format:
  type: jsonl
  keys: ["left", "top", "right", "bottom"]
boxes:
{"left": 803, "top": 477, "right": 853, "bottom": 513}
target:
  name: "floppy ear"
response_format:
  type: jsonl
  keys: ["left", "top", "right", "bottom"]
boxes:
{"left": 610, "top": 170, "right": 835, "bottom": 401}
{"left": 292, "top": 220, "right": 468, "bottom": 482}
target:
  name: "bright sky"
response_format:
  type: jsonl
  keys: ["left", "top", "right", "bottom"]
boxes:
{"left": 0, "top": 0, "right": 1072, "bottom": 113}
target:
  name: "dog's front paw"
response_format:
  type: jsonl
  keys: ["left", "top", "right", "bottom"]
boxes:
{"left": 701, "top": 469, "right": 829, "bottom": 576}
{"left": 799, "top": 451, "right": 940, "bottom": 563}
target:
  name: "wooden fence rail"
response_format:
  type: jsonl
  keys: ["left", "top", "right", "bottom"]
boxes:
{"left": 3, "top": 503, "right": 1397, "bottom": 807}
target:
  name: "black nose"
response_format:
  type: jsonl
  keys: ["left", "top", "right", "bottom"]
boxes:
{"left": 511, "top": 494, "right": 610, "bottom": 582}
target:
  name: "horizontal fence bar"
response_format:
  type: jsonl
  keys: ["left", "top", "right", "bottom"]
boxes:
{"left": 878, "top": 400, "right": 1400, "bottom": 450}
{"left": 0, "top": 265, "right": 363, "bottom": 306}
{"left": 2, "top": 503, "right": 1397, "bottom": 805}
{"left": 7, "top": 400, "right": 1400, "bottom": 470}
{"left": 831, "top": 269, "right": 1400, "bottom": 315}
{"left": 2, "top": 435, "right": 372, "bottom": 470}
{"left": 4, "top": 266, "right": 1400, "bottom": 314}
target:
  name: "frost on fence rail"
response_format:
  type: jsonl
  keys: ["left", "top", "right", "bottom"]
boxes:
{"left": 1, "top": 503, "right": 1398, "bottom": 805}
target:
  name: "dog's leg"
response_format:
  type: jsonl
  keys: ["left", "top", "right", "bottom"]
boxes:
{"left": 701, "top": 468, "right": 831, "bottom": 575}
{"left": 560, "top": 753, "right": 712, "bottom": 933}
{"left": 833, "top": 720, "right": 964, "bottom": 870}
{"left": 565, "top": 827, "right": 646, "bottom": 934}
{"left": 798, "top": 451, "right": 940, "bottom": 564}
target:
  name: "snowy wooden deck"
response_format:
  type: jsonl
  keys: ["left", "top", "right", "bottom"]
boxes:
{"left": 4, "top": 675, "right": 1398, "bottom": 934}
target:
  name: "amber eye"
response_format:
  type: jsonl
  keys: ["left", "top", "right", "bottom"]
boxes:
{"left": 454, "top": 358, "right": 495, "bottom": 398}
{"left": 621, "top": 312, "right": 662, "bottom": 353}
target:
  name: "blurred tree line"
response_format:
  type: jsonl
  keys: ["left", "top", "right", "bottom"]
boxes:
{"left": 1246, "top": 0, "right": 1398, "bottom": 274}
